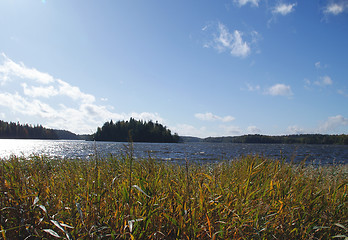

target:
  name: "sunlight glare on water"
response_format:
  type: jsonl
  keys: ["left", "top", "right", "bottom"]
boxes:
{"left": 0, "top": 139, "right": 44, "bottom": 157}
{"left": 0, "top": 139, "right": 96, "bottom": 159}
{"left": 0, "top": 139, "right": 347, "bottom": 164}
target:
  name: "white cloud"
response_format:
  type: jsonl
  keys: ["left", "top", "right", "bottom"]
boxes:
{"left": 314, "top": 61, "right": 327, "bottom": 69}
{"left": 20, "top": 80, "right": 96, "bottom": 103}
{"left": 304, "top": 78, "right": 311, "bottom": 88}
{"left": 318, "top": 115, "right": 348, "bottom": 133}
{"left": 222, "top": 116, "right": 236, "bottom": 122}
{"left": 21, "top": 83, "right": 59, "bottom": 98}
{"left": 205, "top": 23, "right": 254, "bottom": 58}
{"left": 338, "top": 89, "right": 348, "bottom": 97}
{"left": 265, "top": 84, "right": 293, "bottom": 96}
{"left": 287, "top": 125, "right": 305, "bottom": 134}
{"left": 0, "top": 53, "right": 54, "bottom": 84}
{"left": 172, "top": 124, "right": 208, "bottom": 138}
{"left": 234, "top": 0, "right": 260, "bottom": 7}
{"left": 57, "top": 79, "right": 95, "bottom": 103}
{"left": 324, "top": 2, "right": 348, "bottom": 15}
{"left": 0, "top": 53, "right": 95, "bottom": 104}
{"left": 246, "top": 83, "right": 261, "bottom": 91}
{"left": 247, "top": 125, "right": 261, "bottom": 134}
{"left": 220, "top": 125, "right": 243, "bottom": 136}
{"left": 314, "top": 76, "right": 333, "bottom": 86}
{"left": 272, "top": 3, "right": 297, "bottom": 15}
{"left": 0, "top": 53, "right": 167, "bottom": 134}
{"left": 129, "top": 112, "right": 164, "bottom": 123}
{"left": 0, "top": 89, "right": 165, "bottom": 134}
{"left": 195, "top": 112, "right": 235, "bottom": 122}
{"left": 0, "top": 92, "right": 57, "bottom": 118}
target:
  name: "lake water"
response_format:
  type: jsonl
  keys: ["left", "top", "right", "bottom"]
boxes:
{"left": 0, "top": 139, "right": 347, "bottom": 165}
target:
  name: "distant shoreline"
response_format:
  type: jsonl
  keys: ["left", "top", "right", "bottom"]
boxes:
{"left": 181, "top": 134, "right": 348, "bottom": 145}
{"left": 1, "top": 133, "right": 348, "bottom": 145}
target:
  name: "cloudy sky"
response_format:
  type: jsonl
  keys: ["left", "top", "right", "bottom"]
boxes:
{"left": 1, "top": 0, "right": 348, "bottom": 137}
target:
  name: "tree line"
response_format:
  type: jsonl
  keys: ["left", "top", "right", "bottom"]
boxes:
{"left": 0, "top": 120, "right": 58, "bottom": 139}
{"left": 93, "top": 118, "right": 180, "bottom": 143}
{"left": 204, "top": 134, "right": 348, "bottom": 145}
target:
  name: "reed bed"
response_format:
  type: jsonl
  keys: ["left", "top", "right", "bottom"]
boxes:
{"left": 0, "top": 150, "right": 347, "bottom": 239}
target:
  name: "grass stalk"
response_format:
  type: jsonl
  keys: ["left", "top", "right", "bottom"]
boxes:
{"left": 0, "top": 153, "right": 346, "bottom": 239}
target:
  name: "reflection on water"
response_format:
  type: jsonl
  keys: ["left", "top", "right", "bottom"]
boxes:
{"left": 0, "top": 139, "right": 347, "bottom": 164}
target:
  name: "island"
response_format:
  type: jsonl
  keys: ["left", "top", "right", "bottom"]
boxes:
{"left": 93, "top": 118, "right": 180, "bottom": 143}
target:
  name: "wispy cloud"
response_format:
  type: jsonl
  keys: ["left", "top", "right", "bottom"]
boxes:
{"left": 338, "top": 89, "right": 348, "bottom": 97}
{"left": 246, "top": 83, "right": 293, "bottom": 97}
{"left": 172, "top": 124, "right": 208, "bottom": 138}
{"left": 195, "top": 112, "right": 235, "bottom": 122}
{"left": 287, "top": 115, "right": 348, "bottom": 134}
{"left": 315, "top": 61, "right": 328, "bottom": 69}
{"left": 215, "top": 23, "right": 250, "bottom": 57}
{"left": 272, "top": 2, "right": 297, "bottom": 16}
{"left": 234, "top": 0, "right": 260, "bottom": 7}
{"left": 246, "top": 83, "right": 261, "bottom": 92}
{"left": 318, "top": 115, "right": 348, "bottom": 133}
{"left": 220, "top": 125, "right": 243, "bottom": 136}
{"left": 0, "top": 92, "right": 57, "bottom": 119}
{"left": 21, "top": 83, "right": 59, "bottom": 98}
{"left": 268, "top": 2, "right": 297, "bottom": 26}
{"left": 287, "top": 125, "right": 305, "bottom": 134}
{"left": 203, "top": 22, "right": 259, "bottom": 58}
{"left": 247, "top": 125, "right": 261, "bottom": 134}
{"left": 0, "top": 53, "right": 54, "bottom": 84}
{"left": 324, "top": 2, "right": 348, "bottom": 15}
{"left": 0, "top": 53, "right": 164, "bottom": 134}
{"left": 314, "top": 75, "right": 333, "bottom": 86}
{"left": 57, "top": 79, "right": 96, "bottom": 103}
{"left": 20, "top": 80, "right": 96, "bottom": 103}
{"left": 265, "top": 84, "right": 293, "bottom": 97}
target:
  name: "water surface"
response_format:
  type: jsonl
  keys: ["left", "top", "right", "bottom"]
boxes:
{"left": 0, "top": 139, "right": 347, "bottom": 164}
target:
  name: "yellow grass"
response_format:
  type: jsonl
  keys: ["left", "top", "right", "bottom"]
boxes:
{"left": 0, "top": 151, "right": 347, "bottom": 239}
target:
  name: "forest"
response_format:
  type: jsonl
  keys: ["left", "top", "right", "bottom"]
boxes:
{"left": 93, "top": 118, "right": 180, "bottom": 143}
{"left": 0, "top": 120, "right": 58, "bottom": 139}
{"left": 204, "top": 134, "right": 348, "bottom": 145}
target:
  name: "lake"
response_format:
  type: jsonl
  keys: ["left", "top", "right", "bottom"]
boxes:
{"left": 0, "top": 139, "right": 347, "bottom": 165}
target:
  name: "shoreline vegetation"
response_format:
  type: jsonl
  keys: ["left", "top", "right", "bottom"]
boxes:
{"left": 202, "top": 134, "right": 348, "bottom": 145}
{"left": 1, "top": 119, "right": 348, "bottom": 144}
{"left": 0, "top": 150, "right": 347, "bottom": 239}
{"left": 0, "top": 120, "right": 90, "bottom": 141}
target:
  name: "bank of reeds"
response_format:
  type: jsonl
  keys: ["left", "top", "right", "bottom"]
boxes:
{"left": 0, "top": 151, "right": 347, "bottom": 239}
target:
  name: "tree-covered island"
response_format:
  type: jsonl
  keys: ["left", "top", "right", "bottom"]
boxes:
{"left": 93, "top": 118, "right": 180, "bottom": 143}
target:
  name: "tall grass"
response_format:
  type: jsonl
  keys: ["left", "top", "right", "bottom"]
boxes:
{"left": 0, "top": 152, "right": 347, "bottom": 239}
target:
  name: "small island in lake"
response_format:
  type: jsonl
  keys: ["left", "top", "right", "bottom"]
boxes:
{"left": 93, "top": 118, "right": 180, "bottom": 143}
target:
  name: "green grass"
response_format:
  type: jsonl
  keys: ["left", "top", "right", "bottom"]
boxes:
{"left": 0, "top": 150, "right": 347, "bottom": 239}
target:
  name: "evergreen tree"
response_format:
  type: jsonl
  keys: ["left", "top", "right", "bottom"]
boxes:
{"left": 93, "top": 118, "right": 180, "bottom": 143}
{"left": 0, "top": 120, "right": 58, "bottom": 139}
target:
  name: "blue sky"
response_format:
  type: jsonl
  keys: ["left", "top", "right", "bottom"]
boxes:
{"left": 1, "top": 0, "right": 348, "bottom": 137}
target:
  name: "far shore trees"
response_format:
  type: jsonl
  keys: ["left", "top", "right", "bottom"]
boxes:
{"left": 0, "top": 120, "right": 58, "bottom": 139}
